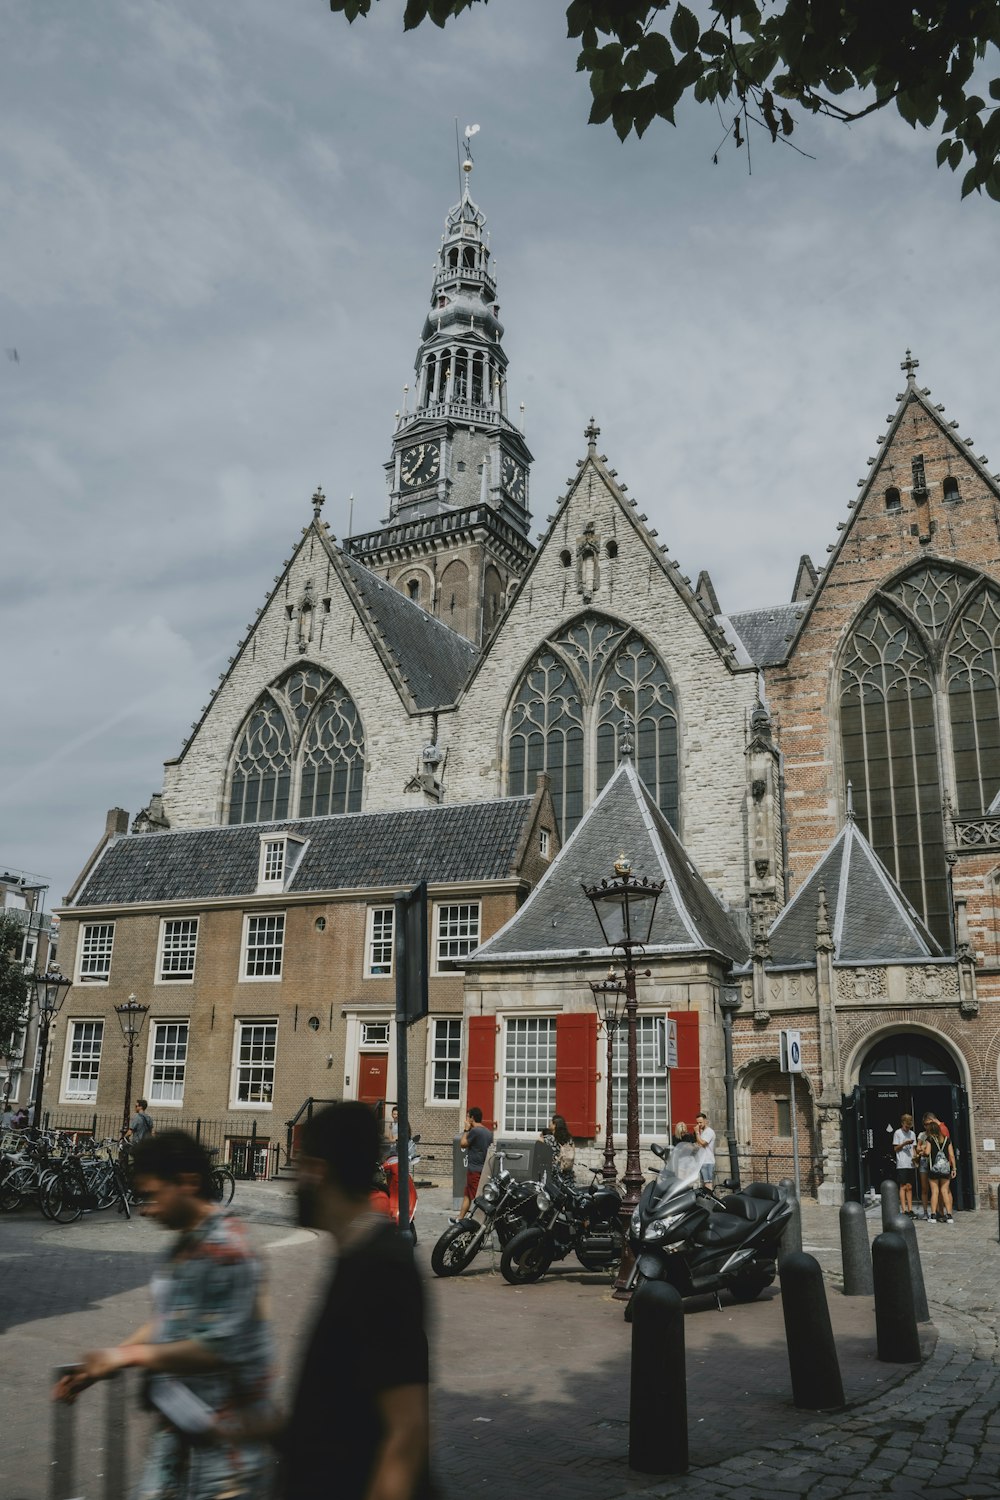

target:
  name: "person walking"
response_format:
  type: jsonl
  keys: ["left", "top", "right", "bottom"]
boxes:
{"left": 892, "top": 1113, "right": 917, "bottom": 1215}
{"left": 284, "top": 1101, "right": 430, "bottom": 1500}
{"left": 454, "top": 1106, "right": 493, "bottom": 1222}
{"left": 126, "top": 1097, "right": 155, "bottom": 1144}
{"left": 54, "top": 1130, "right": 276, "bottom": 1499}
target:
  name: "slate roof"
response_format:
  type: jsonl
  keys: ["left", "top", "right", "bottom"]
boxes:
{"left": 726, "top": 604, "right": 800, "bottom": 666}
{"left": 341, "top": 553, "right": 479, "bottom": 709}
{"left": 470, "top": 760, "right": 748, "bottom": 965}
{"left": 765, "top": 815, "right": 942, "bottom": 968}
{"left": 72, "top": 799, "right": 536, "bottom": 907}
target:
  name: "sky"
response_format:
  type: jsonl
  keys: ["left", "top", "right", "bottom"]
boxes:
{"left": 1, "top": 0, "right": 998, "bottom": 907}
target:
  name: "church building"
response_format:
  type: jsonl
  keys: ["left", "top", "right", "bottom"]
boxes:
{"left": 51, "top": 163, "right": 1000, "bottom": 1204}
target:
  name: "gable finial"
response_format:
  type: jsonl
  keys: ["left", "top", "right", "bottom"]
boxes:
{"left": 619, "top": 715, "right": 634, "bottom": 760}
{"left": 311, "top": 486, "right": 325, "bottom": 521}
{"left": 901, "top": 349, "right": 919, "bottom": 381}
{"left": 585, "top": 417, "right": 600, "bottom": 452}
{"left": 846, "top": 780, "right": 855, "bottom": 820}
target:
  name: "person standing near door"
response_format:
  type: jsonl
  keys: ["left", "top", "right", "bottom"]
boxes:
{"left": 892, "top": 1113, "right": 916, "bottom": 1215}
{"left": 924, "top": 1114, "right": 956, "bottom": 1224}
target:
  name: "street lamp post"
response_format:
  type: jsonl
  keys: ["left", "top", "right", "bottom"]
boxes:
{"left": 114, "top": 994, "right": 150, "bottom": 1136}
{"left": 590, "top": 968, "right": 626, "bottom": 1185}
{"left": 30, "top": 967, "right": 73, "bottom": 1128}
{"left": 583, "top": 855, "right": 664, "bottom": 1300}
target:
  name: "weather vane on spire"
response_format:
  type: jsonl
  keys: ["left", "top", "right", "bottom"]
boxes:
{"left": 456, "top": 120, "right": 480, "bottom": 196}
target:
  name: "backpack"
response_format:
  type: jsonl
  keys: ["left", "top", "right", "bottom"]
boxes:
{"left": 929, "top": 1136, "right": 950, "bottom": 1174}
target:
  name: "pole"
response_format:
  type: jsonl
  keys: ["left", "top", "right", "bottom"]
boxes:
{"left": 790, "top": 1071, "right": 802, "bottom": 1203}
{"left": 601, "top": 1020, "right": 618, "bottom": 1185}
{"left": 31, "top": 1016, "right": 51, "bottom": 1129}
{"left": 720, "top": 993, "right": 741, "bottom": 1188}
{"left": 122, "top": 1038, "right": 136, "bottom": 1137}
{"left": 628, "top": 1280, "right": 688, "bottom": 1473}
{"left": 394, "top": 892, "right": 411, "bottom": 1242}
{"left": 613, "top": 961, "right": 643, "bottom": 1299}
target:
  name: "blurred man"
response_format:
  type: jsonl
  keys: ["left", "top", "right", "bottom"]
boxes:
{"left": 55, "top": 1131, "right": 275, "bottom": 1500}
{"left": 286, "top": 1101, "right": 429, "bottom": 1500}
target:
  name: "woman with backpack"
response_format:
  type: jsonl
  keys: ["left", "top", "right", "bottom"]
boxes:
{"left": 921, "top": 1114, "right": 956, "bottom": 1224}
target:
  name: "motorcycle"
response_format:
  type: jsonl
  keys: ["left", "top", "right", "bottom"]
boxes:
{"left": 499, "top": 1167, "right": 624, "bottom": 1284}
{"left": 372, "top": 1134, "right": 420, "bottom": 1241}
{"left": 626, "top": 1141, "right": 791, "bottom": 1305}
{"left": 430, "top": 1147, "right": 539, "bottom": 1277}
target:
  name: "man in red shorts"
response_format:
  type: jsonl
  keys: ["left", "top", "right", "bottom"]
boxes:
{"left": 455, "top": 1107, "right": 493, "bottom": 1222}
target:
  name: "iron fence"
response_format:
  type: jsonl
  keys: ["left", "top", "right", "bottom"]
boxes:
{"left": 41, "top": 1109, "right": 283, "bottom": 1179}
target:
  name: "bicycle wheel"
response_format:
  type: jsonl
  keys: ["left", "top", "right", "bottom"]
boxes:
{"left": 43, "top": 1174, "right": 83, "bottom": 1224}
{"left": 211, "top": 1167, "right": 237, "bottom": 1206}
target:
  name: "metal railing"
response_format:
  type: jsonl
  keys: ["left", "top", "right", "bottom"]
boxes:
{"left": 41, "top": 1111, "right": 282, "bottom": 1178}
{"left": 51, "top": 1368, "right": 128, "bottom": 1500}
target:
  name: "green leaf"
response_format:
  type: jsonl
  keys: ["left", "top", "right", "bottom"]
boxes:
{"left": 631, "top": 85, "right": 658, "bottom": 137}
{"left": 937, "top": 138, "right": 951, "bottom": 167}
{"left": 986, "top": 167, "right": 1000, "bottom": 201}
{"left": 948, "top": 139, "right": 964, "bottom": 171}
{"left": 640, "top": 30, "right": 674, "bottom": 72}
{"left": 588, "top": 92, "right": 616, "bottom": 125}
{"left": 654, "top": 64, "right": 686, "bottom": 115}
{"left": 671, "top": 4, "right": 700, "bottom": 53}
{"left": 566, "top": 0, "right": 591, "bottom": 39}
{"left": 402, "top": 0, "right": 428, "bottom": 31}
{"left": 989, "top": 78, "right": 1000, "bottom": 101}
{"left": 612, "top": 99, "right": 635, "bottom": 141}
{"left": 961, "top": 164, "right": 981, "bottom": 197}
{"left": 699, "top": 30, "right": 728, "bottom": 56}
{"left": 622, "top": 48, "right": 648, "bottom": 88}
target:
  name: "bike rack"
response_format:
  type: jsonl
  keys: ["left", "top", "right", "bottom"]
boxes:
{"left": 51, "top": 1368, "right": 128, "bottom": 1500}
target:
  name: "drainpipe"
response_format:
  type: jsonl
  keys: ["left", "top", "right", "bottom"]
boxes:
{"left": 719, "top": 982, "right": 743, "bottom": 1188}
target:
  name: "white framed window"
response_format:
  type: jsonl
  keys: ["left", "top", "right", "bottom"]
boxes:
{"left": 539, "top": 828, "right": 551, "bottom": 859}
{"left": 157, "top": 918, "right": 199, "bottom": 983}
{"left": 148, "top": 1021, "right": 189, "bottom": 1105}
{"left": 78, "top": 923, "right": 115, "bottom": 984}
{"left": 232, "top": 1020, "right": 277, "bottom": 1107}
{"left": 434, "top": 902, "right": 481, "bottom": 972}
{"left": 361, "top": 1020, "right": 390, "bottom": 1047}
{"left": 429, "top": 1017, "right": 462, "bottom": 1103}
{"left": 262, "top": 839, "right": 285, "bottom": 884}
{"left": 612, "top": 1015, "right": 669, "bottom": 1137}
{"left": 503, "top": 1017, "right": 556, "bottom": 1133}
{"left": 241, "top": 913, "right": 285, "bottom": 980}
{"left": 365, "top": 908, "right": 394, "bottom": 977}
{"left": 63, "top": 1020, "right": 104, "bottom": 1101}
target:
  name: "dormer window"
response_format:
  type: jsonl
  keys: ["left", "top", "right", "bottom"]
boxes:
{"left": 257, "top": 834, "right": 305, "bottom": 892}
{"left": 539, "top": 829, "right": 551, "bottom": 859}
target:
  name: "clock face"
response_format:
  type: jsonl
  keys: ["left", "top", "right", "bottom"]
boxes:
{"left": 501, "top": 455, "right": 525, "bottom": 503}
{"left": 400, "top": 441, "right": 441, "bottom": 489}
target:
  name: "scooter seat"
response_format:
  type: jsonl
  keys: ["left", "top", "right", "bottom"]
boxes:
{"left": 692, "top": 1214, "right": 750, "bottom": 1248}
{"left": 723, "top": 1193, "right": 773, "bottom": 1223}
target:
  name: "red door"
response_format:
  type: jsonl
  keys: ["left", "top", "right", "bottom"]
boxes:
{"left": 358, "top": 1053, "right": 389, "bottom": 1105}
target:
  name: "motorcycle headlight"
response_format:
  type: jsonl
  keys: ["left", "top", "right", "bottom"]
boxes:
{"left": 482, "top": 1180, "right": 499, "bottom": 1204}
{"left": 645, "top": 1220, "right": 667, "bottom": 1241}
{"left": 536, "top": 1189, "right": 551, "bottom": 1211}
{"left": 656, "top": 1212, "right": 685, "bottom": 1236}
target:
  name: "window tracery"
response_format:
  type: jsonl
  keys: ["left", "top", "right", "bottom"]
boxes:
{"left": 840, "top": 565, "right": 1000, "bottom": 947}
{"left": 505, "top": 615, "right": 678, "bottom": 838}
{"left": 226, "top": 671, "right": 365, "bottom": 824}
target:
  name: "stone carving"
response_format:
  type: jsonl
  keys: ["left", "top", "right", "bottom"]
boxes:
{"left": 835, "top": 967, "right": 887, "bottom": 1001}
{"left": 905, "top": 965, "right": 960, "bottom": 1001}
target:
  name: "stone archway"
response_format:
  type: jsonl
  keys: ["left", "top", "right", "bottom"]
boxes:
{"left": 736, "top": 1058, "right": 819, "bottom": 1196}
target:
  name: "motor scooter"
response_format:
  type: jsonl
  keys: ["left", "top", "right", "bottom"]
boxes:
{"left": 626, "top": 1140, "right": 791, "bottom": 1307}
{"left": 371, "top": 1134, "right": 420, "bottom": 1240}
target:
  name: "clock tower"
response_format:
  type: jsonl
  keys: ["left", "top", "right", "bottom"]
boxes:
{"left": 344, "top": 161, "right": 534, "bottom": 646}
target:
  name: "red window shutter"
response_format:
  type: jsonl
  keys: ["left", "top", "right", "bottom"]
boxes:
{"left": 555, "top": 1012, "right": 598, "bottom": 1138}
{"left": 668, "top": 1010, "right": 700, "bottom": 1126}
{"left": 466, "top": 1017, "right": 497, "bottom": 1130}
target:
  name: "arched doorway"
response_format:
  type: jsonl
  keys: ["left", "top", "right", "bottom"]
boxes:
{"left": 843, "top": 1032, "right": 973, "bottom": 1208}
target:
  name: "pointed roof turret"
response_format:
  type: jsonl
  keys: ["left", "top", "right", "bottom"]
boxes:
{"left": 468, "top": 759, "right": 748, "bottom": 965}
{"left": 765, "top": 815, "right": 941, "bottom": 968}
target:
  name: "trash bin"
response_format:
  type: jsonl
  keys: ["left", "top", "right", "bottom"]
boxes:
{"left": 494, "top": 1138, "right": 555, "bottom": 1183}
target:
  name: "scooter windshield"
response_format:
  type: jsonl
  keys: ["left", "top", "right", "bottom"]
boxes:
{"left": 654, "top": 1141, "right": 702, "bottom": 1191}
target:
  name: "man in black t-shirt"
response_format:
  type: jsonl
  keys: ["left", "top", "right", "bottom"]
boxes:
{"left": 285, "top": 1102, "right": 429, "bottom": 1500}
{"left": 456, "top": 1106, "right": 493, "bottom": 1221}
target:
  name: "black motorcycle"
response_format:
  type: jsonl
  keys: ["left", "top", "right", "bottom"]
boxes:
{"left": 499, "top": 1168, "right": 624, "bottom": 1284}
{"left": 626, "top": 1141, "right": 791, "bottom": 1304}
{"left": 430, "top": 1148, "right": 539, "bottom": 1277}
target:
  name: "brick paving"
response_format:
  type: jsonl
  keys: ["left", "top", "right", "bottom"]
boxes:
{"left": 1, "top": 1182, "right": 998, "bottom": 1499}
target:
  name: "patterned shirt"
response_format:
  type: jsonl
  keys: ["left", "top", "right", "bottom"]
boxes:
{"left": 138, "top": 1208, "right": 275, "bottom": 1500}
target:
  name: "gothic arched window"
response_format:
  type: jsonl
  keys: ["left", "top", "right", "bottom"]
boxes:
{"left": 299, "top": 687, "right": 365, "bottom": 817}
{"left": 226, "top": 669, "right": 365, "bottom": 825}
{"left": 505, "top": 614, "right": 678, "bottom": 838}
{"left": 948, "top": 584, "right": 1000, "bottom": 816}
{"left": 839, "top": 562, "right": 999, "bottom": 947}
{"left": 228, "top": 702, "right": 292, "bottom": 825}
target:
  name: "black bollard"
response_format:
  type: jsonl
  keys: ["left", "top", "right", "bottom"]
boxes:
{"left": 628, "top": 1279, "right": 687, "bottom": 1475}
{"left": 872, "top": 1231, "right": 921, "bottom": 1363}
{"left": 880, "top": 1178, "right": 900, "bottom": 1230}
{"left": 777, "top": 1179, "right": 802, "bottom": 1259}
{"left": 779, "top": 1251, "right": 845, "bottom": 1409}
{"left": 886, "top": 1213, "right": 930, "bottom": 1323}
{"left": 839, "top": 1200, "right": 874, "bottom": 1295}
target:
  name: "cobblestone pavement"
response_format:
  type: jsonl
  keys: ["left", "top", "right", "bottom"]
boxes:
{"left": 1, "top": 1180, "right": 998, "bottom": 1500}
